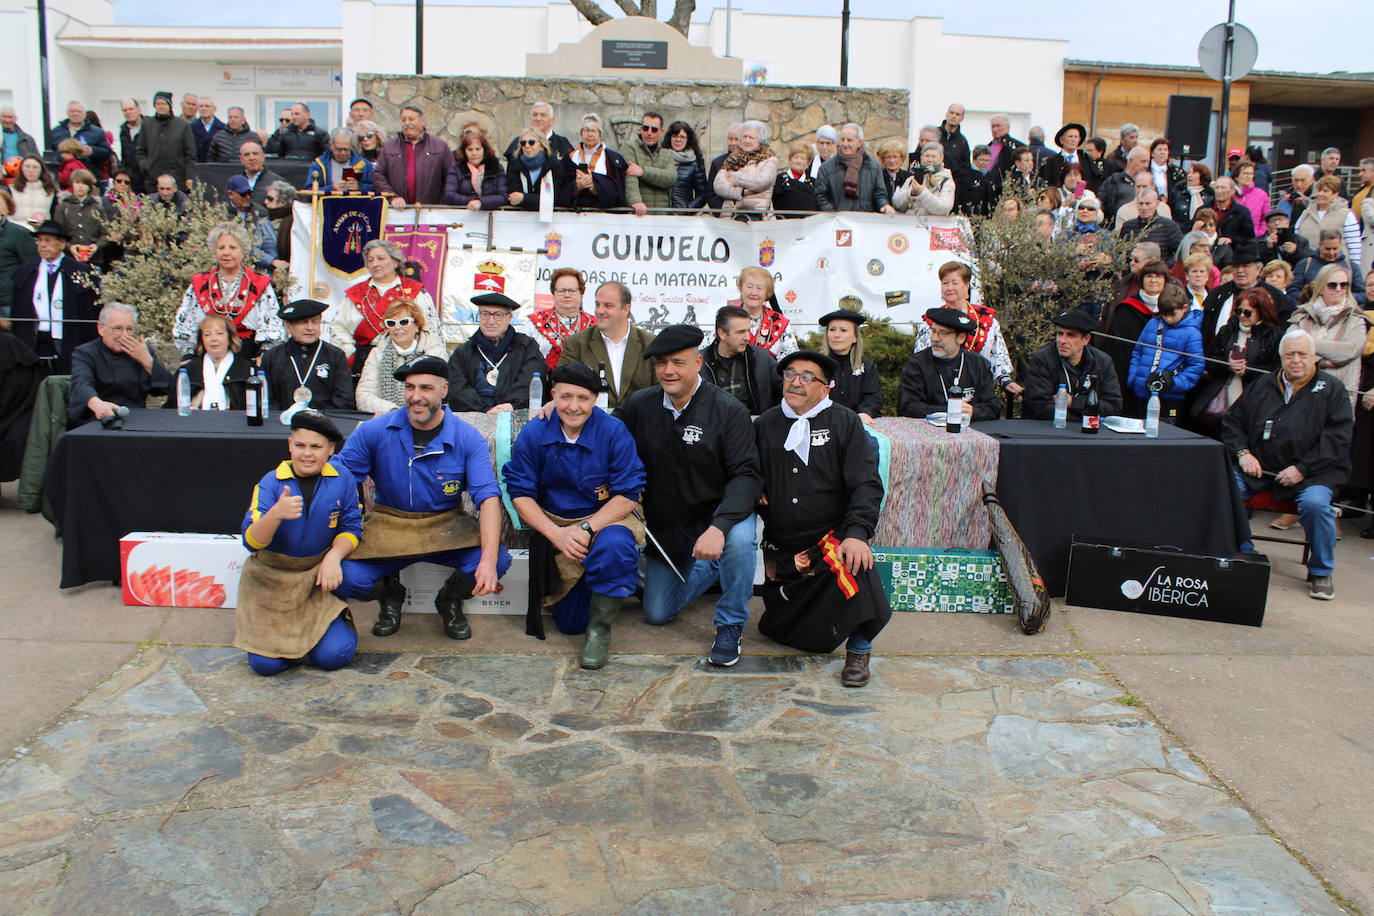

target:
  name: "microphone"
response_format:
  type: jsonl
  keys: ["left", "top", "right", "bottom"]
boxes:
{"left": 100, "top": 405, "right": 130, "bottom": 430}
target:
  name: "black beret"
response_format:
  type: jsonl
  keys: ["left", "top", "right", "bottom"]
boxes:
{"left": 1050, "top": 309, "right": 1098, "bottom": 333}
{"left": 643, "top": 325, "right": 703, "bottom": 358}
{"left": 777, "top": 349, "right": 839, "bottom": 383}
{"left": 1230, "top": 244, "right": 1264, "bottom": 266}
{"left": 548, "top": 362, "right": 601, "bottom": 394}
{"left": 818, "top": 308, "right": 866, "bottom": 328}
{"left": 392, "top": 355, "right": 450, "bottom": 381}
{"left": 290, "top": 409, "right": 343, "bottom": 445}
{"left": 471, "top": 292, "right": 520, "bottom": 311}
{"left": 924, "top": 307, "right": 978, "bottom": 335}
{"left": 279, "top": 299, "right": 328, "bottom": 321}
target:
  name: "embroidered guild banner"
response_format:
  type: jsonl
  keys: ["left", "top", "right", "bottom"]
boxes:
{"left": 318, "top": 195, "right": 386, "bottom": 278}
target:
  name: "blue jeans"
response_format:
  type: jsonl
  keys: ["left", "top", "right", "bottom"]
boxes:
{"left": 642, "top": 516, "right": 757, "bottom": 628}
{"left": 846, "top": 632, "right": 873, "bottom": 655}
{"left": 247, "top": 613, "right": 357, "bottom": 676}
{"left": 1232, "top": 470, "right": 1336, "bottom": 577}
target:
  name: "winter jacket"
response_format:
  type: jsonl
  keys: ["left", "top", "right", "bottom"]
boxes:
{"left": 16, "top": 373, "right": 70, "bottom": 523}
{"left": 561, "top": 147, "right": 629, "bottom": 211}
{"left": 1118, "top": 216, "right": 1183, "bottom": 264}
{"left": 713, "top": 155, "right": 778, "bottom": 215}
{"left": 772, "top": 169, "right": 819, "bottom": 216}
{"left": 190, "top": 116, "right": 226, "bottom": 162}
{"left": 442, "top": 157, "right": 507, "bottom": 209}
{"left": 668, "top": 155, "right": 707, "bottom": 210}
{"left": 306, "top": 153, "right": 375, "bottom": 194}
{"left": 372, "top": 132, "right": 453, "bottom": 206}
{"left": 892, "top": 168, "right": 955, "bottom": 216}
{"left": 53, "top": 194, "right": 113, "bottom": 246}
{"left": 2, "top": 126, "right": 39, "bottom": 161}
{"left": 1288, "top": 256, "right": 1364, "bottom": 306}
{"left": 1212, "top": 200, "right": 1257, "bottom": 246}
{"left": 1235, "top": 184, "right": 1271, "bottom": 236}
{"left": 1126, "top": 309, "right": 1205, "bottom": 401}
{"left": 0, "top": 218, "right": 38, "bottom": 311}
{"left": 814, "top": 152, "right": 890, "bottom": 213}
{"left": 698, "top": 341, "right": 781, "bottom": 415}
{"left": 1288, "top": 302, "right": 1371, "bottom": 413}
{"left": 505, "top": 156, "right": 571, "bottom": 211}
{"left": 136, "top": 114, "right": 196, "bottom": 187}
{"left": 210, "top": 125, "right": 261, "bottom": 163}
{"left": 49, "top": 121, "right": 111, "bottom": 171}
{"left": 265, "top": 120, "right": 325, "bottom": 160}
{"left": 1294, "top": 199, "right": 1362, "bottom": 266}
{"left": 1221, "top": 368, "right": 1352, "bottom": 499}
{"left": 622, "top": 136, "right": 677, "bottom": 210}
{"left": 117, "top": 121, "right": 145, "bottom": 192}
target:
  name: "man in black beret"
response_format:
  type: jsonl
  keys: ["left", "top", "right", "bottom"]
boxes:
{"left": 699, "top": 304, "right": 781, "bottom": 416}
{"left": 616, "top": 324, "right": 763, "bottom": 666}
{"left": 753, "top": 350, "right": 890, "bottom": 687}
{"left": 897, "top": 307, "right": 1001, "bottom": 423}
{"left": 333, "top": 354, "right": 512, "bottom": 639}
{"left": 503, "top": 360, "right": 645, "bottom": 669}
{"left": 259, "top": 299, "right": 354, "bottom": 413}
{"left": 445, "top": 292, "right": 544, "bottom": 413}
{"left": 1021, "top": 310, "right": 1123, "bottom": 422}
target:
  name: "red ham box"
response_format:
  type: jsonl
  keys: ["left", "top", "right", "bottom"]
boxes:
{"left": 120, "top": 533, "right": 249, "bottom": 608}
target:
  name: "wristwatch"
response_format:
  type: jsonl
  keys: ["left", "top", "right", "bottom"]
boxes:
{"left": 578, "top": 521, "right": 595, "bottom": 537}
{"left": 1235, "top": 449, "right": 1251, "bottom": 460}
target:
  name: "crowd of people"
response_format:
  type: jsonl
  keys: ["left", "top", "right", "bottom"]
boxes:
{"left": 3, "top": 91, "right": 1373, "bottom": 672}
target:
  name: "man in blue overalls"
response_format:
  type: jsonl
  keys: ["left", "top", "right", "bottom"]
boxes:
{"left": 503, "top": 362, "right": 646, "bottom": 669}
{"left": 236, "top": 410, "right": 363, "bottom": 675}
{"left": 334, "top": 355, "right": 511, "bottom": 638}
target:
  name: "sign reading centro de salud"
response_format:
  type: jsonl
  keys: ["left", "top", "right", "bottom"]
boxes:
{"left": 218, "top": 66, "right": 340, "bottom": 92}
{"left": 601, "top": 40, "right": 668, "bottom": 70}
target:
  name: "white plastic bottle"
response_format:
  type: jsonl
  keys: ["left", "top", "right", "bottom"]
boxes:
{"left": 1144, "top": 391, "right": 1161, "bottom": 438}
{"left": 528, "top": 371, "right": 543, "bottom": 413}
{"left": 176, "top": 368, "right": 192, "bottom": 416}
{"left": 1052, "top": 384, "right": 1068, "bottom": 429}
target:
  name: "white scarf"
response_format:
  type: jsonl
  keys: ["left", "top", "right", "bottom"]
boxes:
{"left": 33, "top": 258, "right": 64, "bottom": 340}
{"left": 201, "top": 353, "right": 234, "bottom": 410}
{"left": 781, "top": 395, "right": 832, "bottom": 466}
{"left": 1309, "top": 300, "right": 1345, "bottom": 326}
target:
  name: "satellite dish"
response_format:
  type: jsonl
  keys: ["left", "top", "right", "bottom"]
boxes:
{"left": 1198, "top": 22, "right": 1258, "bottom": 82}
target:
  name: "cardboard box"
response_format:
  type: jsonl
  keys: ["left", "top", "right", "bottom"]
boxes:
{"left": 399, "top": 550, "right": 530, "bottom": 615}
{"left": 872, "top": 547, "right": 1015, "bottom": 614}
{"left": 120, "top": 533, "right": 249, "bottom": 608}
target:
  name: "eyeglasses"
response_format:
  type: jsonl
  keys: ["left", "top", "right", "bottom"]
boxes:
{"left": 113, "top": 178, "right": 130, "bottom": 185}
{"left": 383, "top": 317, "right": 413, "bottom": 328}
{"left": 640, "top": 124, "right": 661, "bottom": 133}
{"left": 553, "top": 287, "right": 580, "bottom": 296}
{"left": 360, "top": 132, "right": 377, "bottom": 139}
{"left": 782, "top": 369, "right": 823, "bottom": 385}
{"left": 520, "top": 138, "right": 540, "bottom": 147}
{"left": 1326, "top": 281, "right": 1350, "bottom": 290}
{"left": 477, "top": 309, "right": 510, "bottom": 320}
{"left": 1237, "top": 308, "right": 1256, "bottom": 317}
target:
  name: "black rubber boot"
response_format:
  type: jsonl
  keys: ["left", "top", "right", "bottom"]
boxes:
{"left": 367, "top": 574, "right": 406, "bottom": 637}
{"left": 435, "top": 571, "right": 474, "bottom": 640}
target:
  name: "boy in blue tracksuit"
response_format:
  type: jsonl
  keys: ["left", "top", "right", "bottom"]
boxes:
{"left": 333, "top": 355, "right": 511, "bottom": 639}
{"left": 1127, "top": 283, "right": 1204, "bottom": 422}
{"left": 237, "top": 410, "right": 362, "bottom": 676}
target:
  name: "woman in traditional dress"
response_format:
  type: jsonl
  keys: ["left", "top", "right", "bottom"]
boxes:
{"left": 728, "top": 266, "right": 796, "bottom": 357}
{"left": 171, "top": 221, "right": 281, "bottom": 359}
{"left": 528, "top": 267, "right": 595, "bottom": 371}
{"left": 912, "top": 260, "right": 1022, "bottom": 395}
{"left": 330, "top": 238, "right": 440, "bottom": 372}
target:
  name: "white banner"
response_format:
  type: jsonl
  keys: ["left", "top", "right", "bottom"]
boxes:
{"left": 289, "top": 203, "right": 970, "bottom": 339}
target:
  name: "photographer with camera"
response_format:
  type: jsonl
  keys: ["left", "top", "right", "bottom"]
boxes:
{"left": 1126, "top": 282, "right": 1204, "bottom": 425}
{"left": 892, "top": 142, "right": 954, "bottom": 216}
{"left": 1277, "top": 164, "right": 1316, "bottom": 221}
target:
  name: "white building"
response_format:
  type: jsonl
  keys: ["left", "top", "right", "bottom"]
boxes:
{"left": 4, "top": 0, "right": 1065, "bottom": 149}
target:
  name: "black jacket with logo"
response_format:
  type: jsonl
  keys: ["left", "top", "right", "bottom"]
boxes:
{"left": 698, "top": 341, "right": 780, "bottom": 415}
{"left": 616, "top": 381, "right": 761, "bottom": 570}
{"left": 897, "top": 348, "right": 1001, "bottom": 421}
{"left": 1221, "top": 369, "right": 1352, "bottom": 499}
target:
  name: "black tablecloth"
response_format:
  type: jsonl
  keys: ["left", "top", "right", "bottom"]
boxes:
{"left": 45, "top": 409, "right": 367, "bottom": 588}
{"left": 977, "top": 419, "right": 1250, "bottom": 596}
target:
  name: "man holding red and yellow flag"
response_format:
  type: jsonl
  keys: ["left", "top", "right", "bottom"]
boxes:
{"left": 753, "top": 349, "right": 890, "bottom": 687}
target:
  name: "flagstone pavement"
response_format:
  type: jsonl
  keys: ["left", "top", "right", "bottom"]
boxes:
{"left": 1, "top": 494, "right": 1370, "bottom": 914}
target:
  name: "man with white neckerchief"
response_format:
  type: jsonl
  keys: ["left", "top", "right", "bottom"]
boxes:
{"left": 258, "top": 299, "right": 353, "bottom": 413}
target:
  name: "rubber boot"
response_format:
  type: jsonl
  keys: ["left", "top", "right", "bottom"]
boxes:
{"left": 368, "top": 574, "right": 407, "bottom": 637}
{"left": 579, "top": 593, "right": 620, "bottom": 670}
{"left": 435, "top": 571, "right": 474, "bottom": 640}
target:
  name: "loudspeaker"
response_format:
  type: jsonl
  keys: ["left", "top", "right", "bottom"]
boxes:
{"left": 1165, "top": 95, "right": 1212, "bottom": 160}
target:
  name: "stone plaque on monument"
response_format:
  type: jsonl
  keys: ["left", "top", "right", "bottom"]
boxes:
{"left": 602, "top": 40, "right": 668, "bottom": 70}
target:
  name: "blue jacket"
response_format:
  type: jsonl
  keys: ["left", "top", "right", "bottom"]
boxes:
{"left": 241, "top": 461, "right": 363, "bottom": 556}
{"left": 50, "top": 121, "right": 111, "bottom": 169}
{"left": 502, "top": 408, "right": 645, "bottom": 518}
{"left": 335, "top": 407, "right": 500, "bottom": 513}
{"left": 305, "top": 153, "right": 375, "bottom": 194}
{"left": 1127, "top": 309, "right": 1205, "bottom": 400}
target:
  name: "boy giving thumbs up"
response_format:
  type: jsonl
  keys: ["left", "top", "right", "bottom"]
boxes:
{"left": 236, "top": 410, "right": 364, "bottom": 676}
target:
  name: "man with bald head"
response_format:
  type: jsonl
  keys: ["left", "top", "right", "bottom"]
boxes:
{"left": 0, "top": 108, "right": 39, "bottom": 162}
{"left": 503, "top": 102, "right": 573, "bottom": 161}
{"left": 1118, "top": 189, "right": 1183, "bottom": 264}
{"left": 985, "top": 114, "right": 1025, "bottom": 178}
{"left": 191, "top": 96, "right": 226, "bottom": 162}
{"left": 50, "top": 100, "right": 110, "bottom": 173}
{"left": 180, "top": 93, "right": 199, "bottom": 122}
{"left": 1099, "top": 147, "right": 1149, "bottom": 224}
{"left": 238, "top": 139, "right": 285, "bottom": 207}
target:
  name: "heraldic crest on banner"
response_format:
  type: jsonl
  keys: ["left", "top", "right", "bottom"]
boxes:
{"left": 318, "top": 195, "right": 387, "bottom": 278}
{"left": 446, "top": 248, "right": 539, "bottom": 326}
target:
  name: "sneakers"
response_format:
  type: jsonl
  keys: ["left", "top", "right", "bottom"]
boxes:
{"left": 708, "top": 624, "right": 743, "bottom": 667}
{"left": 1309, "top": 576, "right": 1335, "bottom": 600}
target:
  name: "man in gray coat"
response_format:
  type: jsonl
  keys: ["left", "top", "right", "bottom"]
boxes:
{"left": 136, "top": 91, "right": 196, "bottom": 189}
{"left": 815, "top": 123, "right": 896, "bottom": 214}
{"left": 623, "top": 111, "right": 675, "bottom": 216}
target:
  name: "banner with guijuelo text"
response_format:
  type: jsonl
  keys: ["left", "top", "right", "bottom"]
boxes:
{"left": 289, "top": 202, "right": 970, "bottom": 339}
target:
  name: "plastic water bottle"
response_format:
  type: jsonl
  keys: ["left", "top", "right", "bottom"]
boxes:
{"left": 176, "top": 368, "right": 191, "bottom": 416}
{"left": 259, "top": 370, "right": 270, "bottom": 416}
{"left": 528, "top": 371, "right": 543, "bottom": 412}
{"left": 945, "top": 385, "right": 964, "bottom": 434}
{"left": 1052, "top": 384, "right": 1069, "bottom": 429}
{"left": 1144, "top": 392, "right": 1161, "bottom": 438}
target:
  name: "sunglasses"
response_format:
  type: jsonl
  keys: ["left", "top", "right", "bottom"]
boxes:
{"left": 1326, "top": 281, "right": 1350, "bottom": 290}
{"left": 279, "top": 117, "right": 291, "bottom": 124}
{"left": 360, "top": 132, "right": 377, "bottom": 139}
{"left": 113, "top": 178, "right": 130, "bottom": 185}
{"left": 640, "top": 124, "right": 661, "bottom": 133}
{"left": 520, "top": 138, "right": 540, "bottom": 146}
{"left": 383, "top": 317, "right": 413, "bottom": 328}
{"left": 263, "top": 195, "right": 277, "bottom": 203}
{"left": 1237, "top": 308, "right": 1255, "bottom": 317}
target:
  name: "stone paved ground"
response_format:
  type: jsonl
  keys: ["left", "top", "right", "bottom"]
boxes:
{"left": 0, "top": 644, "right": 1348, "bottom": 915}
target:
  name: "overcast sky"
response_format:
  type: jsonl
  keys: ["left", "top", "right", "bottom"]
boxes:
{"left": 113, "top": 0, "right": 1374, "bottom": 75}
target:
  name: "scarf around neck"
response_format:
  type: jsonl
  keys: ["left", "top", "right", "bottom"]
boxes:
{"left": 838, "top": 148, "right": 864, "bottom": 199}
{"left": 723, "top": 144, "right": 775, "bottom": 172}
{"left": 781, "top": 396, "right": 832, "bottom": 465}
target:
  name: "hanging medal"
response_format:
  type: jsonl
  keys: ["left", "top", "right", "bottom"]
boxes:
{"left": 478, "top": 348, "right": 507, "bottom": 388}
{"left": 281, "top": 341, "right": 324, "bottom": 423}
